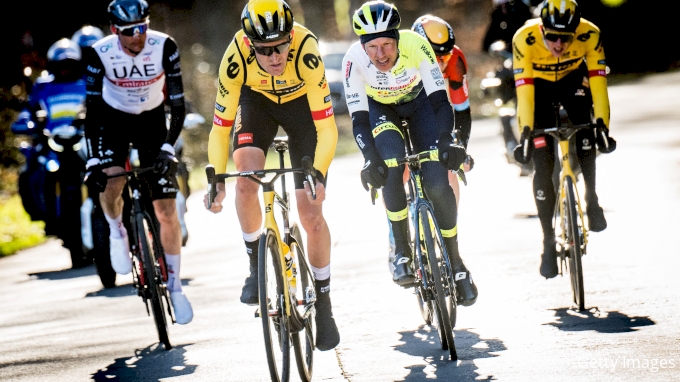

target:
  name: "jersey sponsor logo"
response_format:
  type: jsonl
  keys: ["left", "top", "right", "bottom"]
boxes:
{"left": 234, "top": 106, "right": 242, "bottom": 132}
{"left": 514, "top": 68, "right": 524, "bottom": 74}
{"left": 346, "top": 93, "right": 359, "bottom": 99}
{"left": 247, "top": 53, "right": 256, "bottom": 64}
{"left": 261, "top": 80, "right": 268, "bottom": 84}
{"left": 532, "top": 58, "right": 582, "bottom": 72}
{"left": 215, "top": 102, "right": 226, "bottom": 112}
{"left": 99, "top": 43, "right": 113, "bottom": 53}
{"left": 356, "top": 134, "right": 366, "bottom": 150}
{"left": 431, "top": 68, "right": 443, "bottom": 80}
{"left": 226, "top": 54, "right": 240, "bottom": 79}
{"left": 169, "top": 93, "right": 183, "bottom": 100}
{"left": 311, "top": 106, "right": 334, "bottom": 120}
{"left": 318, "top": 74, "right": 327, "bottom": 88}
{"left": 303, "top": 53, "right": 321, "bottom": 70}
{"left": 598, "top": 60, "right": 606, "bottom": 65}
{"left": 589, "top": 69, "right": 606, "bottom": 77}
{"left": 324, "top": 95, "right": 331, "bottom": 103}
{"left": 533, "top": 136, "right": 546, "bottom": 148}
{"left": 110, "top": 73, "right": 163, "bottom": 88}
{"left": 276, "top": 79, "right": 287, "bottom": 85}
{"left": 344, "top": 61, "right": 352, "bottom": 87}
{"left": 112, "top": 64, "right": 158, "bottom": 79}
{"left": 218, "top": 79, "right": 229, "bottom": 97}
{"left": 419, "top": 44, "right": 435, "bottom": 64}
{"left": 347, "top": 100, "right": 360, "bottom": 106}
{"left": 262, "top": 82, "right": 305, "bottom": 96}
{"left": 169, "top": 50, "right": 179, "bottom": 62}
{"left": 513, "top": 42, "right": 525, "bottom": 60}
{"left": 143, "top": 56, "right": 151, "bottom": 62}
{"left": 86, "top": 65, "right": 101, "bottom": 74}
{"left": 238, "top": 133, "right": 253, "bottom": 144}
{"left": 148, "top": 38, "right": 160, "bottom": 45}
{"left": 213, "top": 114, "right": 233, "bottom": 127}
{"left": 435, "top": 80, "right": 445, "bottom": 87}
{"left": 577, "top": 30, "right": 594, "bottom": 42}
{"left": 525, "top": 32, "right": 536, "bottom": 46}
{"left": 515, "top": 78, "right": 533, "bottom": 87}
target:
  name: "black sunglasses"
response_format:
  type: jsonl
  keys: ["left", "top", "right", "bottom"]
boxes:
{"left": 252, "top": 38, "right": 292, "bottom": 56}
{"left": 544, "top": 32, "right": 574, "bottom": 43}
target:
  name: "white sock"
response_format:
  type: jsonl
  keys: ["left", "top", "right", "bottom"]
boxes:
{"left": 165, "top": 254, "right": 182, "bottom": 292}
{"left": 104, "top": 214, "right": 126, "bottom": 239}
{"left": 310, "top": 263, "right": 331, "bottom": 281}
{"left": 242, "top": 230, "right": 261, "bottom": 242}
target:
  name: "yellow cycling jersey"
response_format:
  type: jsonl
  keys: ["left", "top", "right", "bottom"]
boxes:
{"left": 513, "top": 18, "right": 610, "bottom": 131}
{"left": 208, "top": 23, "right": 337, "bottom": 176}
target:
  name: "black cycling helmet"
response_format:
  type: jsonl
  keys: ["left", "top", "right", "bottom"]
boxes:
{"left": 411, "top": 15, "right": 455, "bottom": 56}
{"left": 540, "top": 0, "right": 580, "bottom": 33}
{"left": 108, "top": 0, "right": 150, "bottom": 26}
{"left": 241, "top": 0, "right": 294, "bottom": 43}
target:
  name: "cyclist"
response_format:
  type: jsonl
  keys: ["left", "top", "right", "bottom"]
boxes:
{"left": 203, "top": 0, "right": 340, "bottom": 351}
{"left": 482, "top": 0, "right": 534, "bottom": 55}
{"left": 12, "top": 38, "right": 89, "bottom": 269}
{"left": 512, "top": 0, "right": 617, "bottom": 279}
{"left": 343, "top": 0, "right": 478, "bottom": 306}
{"left": 71, "top": 25, "right": 106, "bottom": 51}
{"left": 83, "top": 0, "right": 193, "bottom": 324}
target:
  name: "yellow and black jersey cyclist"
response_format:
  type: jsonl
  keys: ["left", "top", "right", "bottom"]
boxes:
{"left": 512, "top": 0, "right": 617, "bottom": 279}
{"left": 205, "top": 0, "right": 340, "bottom": 352}
{"left": 343, "top": 1, "right": 477, "bottom": 306}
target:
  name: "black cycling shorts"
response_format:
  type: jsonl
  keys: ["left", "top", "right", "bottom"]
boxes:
{"left": 232, "top": 86, "right": 325, "bottom": 189}
{"left": 94, "top": 102, "right": 178, "bottom": 200}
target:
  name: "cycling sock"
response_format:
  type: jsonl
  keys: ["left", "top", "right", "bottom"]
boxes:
{"left": 315, "top": 277, "right": 331, "bottom": 298}
{"left": 311, "top": 263, "right": 330, "bottom": 281}
{"left": 165, "top": 254, "right": 182, "bottom": 292}
{"left": 104, "top": 213, "right": 126, "bottom": 239}
{"left": 244, "top": 239, "right": 259, "bottom": 269}
{"left": 443, "top": 236, "right": 464, "bottom": 269}
{"left": 389, "top": 218, "right": 411, "bottom": 256}
{"left": 242, "top": 230, "right": 261, "bottom": 243}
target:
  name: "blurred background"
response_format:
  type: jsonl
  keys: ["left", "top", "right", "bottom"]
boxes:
{"left": 0, "top": 0, "right": 678, "bottom": 194}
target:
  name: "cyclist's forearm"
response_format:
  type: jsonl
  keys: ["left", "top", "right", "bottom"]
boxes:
{"left": 428, "top": 90, "right": 455, "bottom": 139}
{"left": 165, "top": 103, "right": 185, "bottom": 146}
{"left": 208, "top": 126, "right": 232, "bottom": 174}
{"left": 455, "top": 108, "right": 471, "bottom": 148}
{"left": 351, "top": 110, "right": 375, "bottom": 154}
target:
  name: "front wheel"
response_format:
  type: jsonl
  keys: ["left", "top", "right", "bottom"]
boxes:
{"left": 419, "top": 205, "right": 457, "bottom": 361}
{"left": 259, "top": 230, "right": 291, "bottom": 382}
{"left": 137, "top": 213, "right": 171, "bottom": 349}
{"left": 564, "top": 177, "right": 585, "bottom": 311}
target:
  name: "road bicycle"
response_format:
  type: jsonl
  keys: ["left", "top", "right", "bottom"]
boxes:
{"left": 106, "top": 166, "right": 174, "bottom": 349}
{"left": 206, "top": 137, "right": 317, "bottom": 382}
{"left": 371, "top": 119, "right": 459, "bottom": 361}
{"left": 525, "top": 104, "right": 597, "bottom": 311}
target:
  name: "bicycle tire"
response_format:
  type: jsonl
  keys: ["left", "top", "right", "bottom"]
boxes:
{"left": 419, "top": 205, "right": 458, "bottom": 361}
{"left": 564, "top": 177, "right": 585, "bottom": 311}
{"left": 259, "top": 230, "right": 291, "bottom": 382}
{"left": 137, "top": 214, "right": 171, "bottom": 349}
{"left": 290, "top": 224, "right": 314, "bottom": 382}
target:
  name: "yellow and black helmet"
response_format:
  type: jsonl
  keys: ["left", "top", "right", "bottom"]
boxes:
{"left": 411, "top": 15, "right": 455, "bottom": 56}
{"left": 352, "top": 1, "right": 401, "bottom": 38}
{"left": 241, "top": 0, "right": 294, "bottom": 42}
{"left": 540, "top": 0, "right": 580, "bottom": 33}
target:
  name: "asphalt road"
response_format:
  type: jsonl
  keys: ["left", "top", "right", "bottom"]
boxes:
{"left": 1, "top": 70, "right": 679, "bottom": 382}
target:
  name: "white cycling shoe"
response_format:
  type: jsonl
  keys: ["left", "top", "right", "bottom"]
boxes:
{"left": 109, "top": 235, "right": 132, "bottom": 275}
{"left": 170, "top": 291, "right": 193, "bottom": 325}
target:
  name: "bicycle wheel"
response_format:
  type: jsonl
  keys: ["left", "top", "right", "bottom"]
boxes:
{"left": 290, "top": 224, "right": 314, "bottom": 382}
{"left": 137, "top": 213, "right": 171, "bottom": 349}
{"left": 419, "top": 205, "right": 457, "bottom": 361}
{"left": 564, "top": 177, "right": 585, "bottom": 311}
{"left": 259, "top": 229, "right": 291, "bottom": 382}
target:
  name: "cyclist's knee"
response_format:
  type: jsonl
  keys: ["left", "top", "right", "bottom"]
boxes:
{"left": 299, "top": 211, "right": 327, "bottom": 235}
{"left": 235, "top": 177, "right": 259, "bottom": 195}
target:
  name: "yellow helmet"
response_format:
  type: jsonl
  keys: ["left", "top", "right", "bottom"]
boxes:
{"left": 241, "top": 0, "right": 294, "bottom": 42}
{"left": 411, "top": 15, "right": 455, "bottom": 56}
{"left": 540, "top": 0, "right": 580, "bottom": 33}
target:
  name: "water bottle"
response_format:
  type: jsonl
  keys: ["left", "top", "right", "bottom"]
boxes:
{"left": 283, "top": 243, "right": 297, "bottom": 293}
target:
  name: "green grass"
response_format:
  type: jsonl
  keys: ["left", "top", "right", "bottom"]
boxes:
{"left": 0, "top": 195, "right": 45, "bottom": 257}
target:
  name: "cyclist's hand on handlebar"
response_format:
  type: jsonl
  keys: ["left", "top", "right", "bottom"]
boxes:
{"left": 513, "top": 126, "right": 534, "bottom": 164}
{"left": 84, "top": 158, "right": 107, "bottom": 192}
{"left": 437, "top": 135, "right": 467, "bottom": 170}
{"left": 153, "top": 143, "right": 179, "bottom": 175}
{"left": 204, "top": 182, "right": 226, "bottom": 214}
{"left": 303, "top": 180, "right": 325, "bottom": 205}
{"left": 360, "top": 147, "right": 388, "bottom": 191}
{"left": 595, "top": 119, "right": 616, "bottom": 154}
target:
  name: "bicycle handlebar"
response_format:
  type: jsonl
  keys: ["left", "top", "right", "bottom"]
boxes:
{"left": 106, "top": 166, "right": 156, "bottom": 180}
{"left": 205, "top": 156, "right": 318, "bottom": 208}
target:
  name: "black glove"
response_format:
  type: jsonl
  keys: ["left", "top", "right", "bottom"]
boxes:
{"left": 437, "top": 134, "right": 467, "bottom": 170}
{"left": 595, "top": 119, "right": 616, "bottom": 154}
{"left": 513, "top": 126, "right": 533, "bottom": 164}
{"left": 360, "top": 147, "right": 388, "bottom": 191}
{"left": 465, "top": 155, "right": 474, "bottom": 171}
{"left": 153, "top": 144, "right": 179, "bottom": 175}
{"left": 84, "top": 159, "right": 107, "bottom": 193}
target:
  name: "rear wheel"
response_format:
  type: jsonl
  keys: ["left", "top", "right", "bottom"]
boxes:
{"left": 259, "top": 230, "right": 291, "bottom": 382}
{"left": 137, "top": 214, "right": 171, "bottom": 350}
{"left": 564, "top": 177, "right": 585, "bottom": 311}
{"left": 290, "top": 225, "right": 314, "bottom": 382}
{"left": 419, "top": 205, "right": 457, "bottom": 361}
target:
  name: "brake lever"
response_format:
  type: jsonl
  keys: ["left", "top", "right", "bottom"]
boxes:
{"left": 205, "top": 164, "right": 216, "bottom": 209}
{"left": 301, "top": 156, "right": 317, "bottom": 200}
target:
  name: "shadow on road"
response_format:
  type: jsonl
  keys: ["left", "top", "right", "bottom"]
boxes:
{"left": 394, "top": 325, "right": 506, "bottom": 381}
{"left": 28, "top": 263, "right": 97, "bottom": 281}
{"left": 91, "top": 343, "right": 197, "bottom": 381}
{"left": 546, "top": 307, "right": 655, "bottom": 333}
{"left": 84, "top": 278, "right": 193, "bottom": 298}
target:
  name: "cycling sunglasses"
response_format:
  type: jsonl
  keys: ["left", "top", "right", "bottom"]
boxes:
{"left": 252, "top": 38, "right": 292, "bottom": 56}
{"left": 115, "top": 21, "right": 149, "bottom": 36}
{"left": 544, "top": 32, "right": 574, "bottom": 43}
{"left": 436, "top": 53, "right": 452, "bottom": 63}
